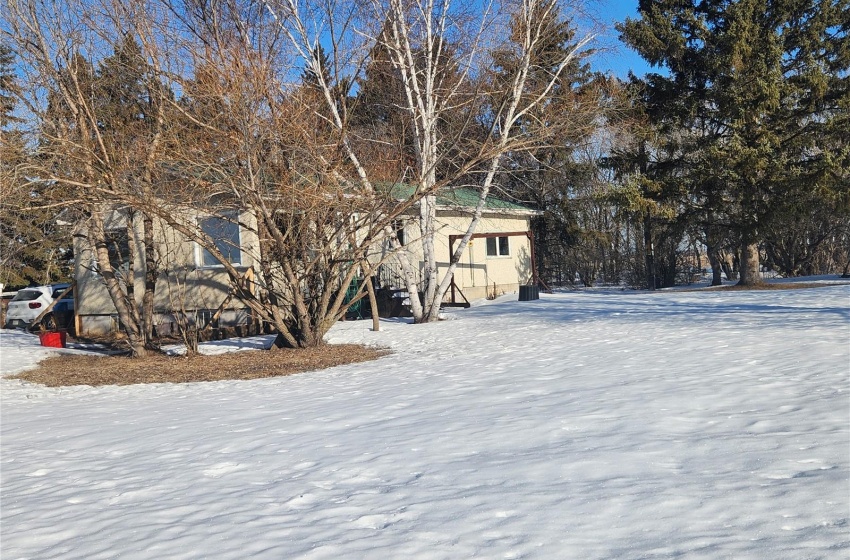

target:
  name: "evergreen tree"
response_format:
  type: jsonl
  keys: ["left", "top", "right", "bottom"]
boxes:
{"left": 352, "top": 24, "right": 471, "bottom": 183}
{"left": 1, "top": 44, "right": 74, "bottom": 288}
{"left": 0, "top": 44, "right": 21, "bottom": 128}
{"left": 619, "top": 0, "right": 850, "bottom": 285}
{"left": 351, "top": 31, "right": 415, "bottom": 180}
{"left": 96, "top": 35, "right": 168, "bottom": 175}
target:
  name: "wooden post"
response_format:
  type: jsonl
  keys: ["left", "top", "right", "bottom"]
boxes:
{"left": 73, "top": 282, "right": 82, "bottom": 335}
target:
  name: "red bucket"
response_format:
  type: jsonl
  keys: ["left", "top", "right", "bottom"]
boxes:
{"left": 39, "top": 331, "right": 67, "bottom": 348}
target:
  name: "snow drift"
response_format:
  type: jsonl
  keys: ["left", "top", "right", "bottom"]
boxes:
{"left": 1, "top": 285, "right": 848, "bottom": 558}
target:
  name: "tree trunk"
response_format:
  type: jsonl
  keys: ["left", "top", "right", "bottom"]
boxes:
{"left": 89, "top": 211, "right": 147, "bottom": 357}
{"left": 364, "top": 271, "right": 380, "bottom": 332}
{"left": 269, "top": 328, "right": 321, "bottom": 350}
{"left": 142, "top": 212, "right": 159, "bottom": 348}
{"left": 418, "top": 194, "right": 440, "bottom": 323}
{"left": 704, "top": 227, "right": 724, "bottom": 286}
{"left": 708, "top": 250, "right": 724, "bottom": 286}
{"left": 720, "top": 253, "right": 738, "bottom": 281}
{"left": 738, "top": 236, "right": 763, "bottom": 286}
{"left": 269, "top": 332, "right": 293, "bottom": 350}
{"left": 644, "top": 214, "right": 656, "bottom": 290}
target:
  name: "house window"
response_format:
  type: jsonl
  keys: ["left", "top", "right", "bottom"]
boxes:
{"left": 486, "top": 236, "right": 509, "bottom": 257}
{"left": 197, "top": 309, "right": 217, "bottom": 328}
{"left": 91, "top": 229, "right": 131, "bottom": 275}
{"left": 199, "top": 214, "right": 242, "bottom": 267}
{"left": 105, "top": 229, "right": 131, "bottom": 269}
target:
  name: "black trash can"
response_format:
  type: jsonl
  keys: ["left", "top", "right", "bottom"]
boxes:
{"left": 518, "top": 285, "right": 539, "bottom": 301}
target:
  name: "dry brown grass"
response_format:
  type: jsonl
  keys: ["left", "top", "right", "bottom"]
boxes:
{"left": 13, "top": 344, "right": 390, "bottom": 387}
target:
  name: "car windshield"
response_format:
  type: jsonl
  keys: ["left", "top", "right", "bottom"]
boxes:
{"left": 11, "top": 290, "right": 42, "bottom": 302}
{"left": 52, "top": 287, "right": 71, "bottom": 298}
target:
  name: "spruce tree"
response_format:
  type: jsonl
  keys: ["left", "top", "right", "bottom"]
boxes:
{"left": 619, "top": 0, "right": 849, "bottom": 285}
{"left": 1, "top": 44, "right": 74, "bottom": 288}
{"left": 0, "top": 44, "right": 21, "bottom": 128}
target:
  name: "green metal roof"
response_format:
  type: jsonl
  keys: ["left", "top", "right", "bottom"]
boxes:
{"left": 384, "top": 183, "right": 535, "bottom": 213}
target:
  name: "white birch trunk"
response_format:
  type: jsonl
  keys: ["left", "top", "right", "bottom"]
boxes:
{"left": 267, "top": 0, "right": 592, "bottom": 323}
{"left": 418, "top": 0, "right": 594, "bottom": 321}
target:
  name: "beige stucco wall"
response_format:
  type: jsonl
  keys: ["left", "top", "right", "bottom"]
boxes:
{"left": 388, "top": 210, "right": 535, "bottom": 302}
{"left": 75, "top": 205, "right": 535, "bottom": 333}
{"left": 74, "top": 209, "right": 259, "bottom": 336}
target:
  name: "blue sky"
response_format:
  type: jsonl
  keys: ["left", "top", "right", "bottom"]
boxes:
{"left": 582, "top": 0, "right": 657, "bottom": 79}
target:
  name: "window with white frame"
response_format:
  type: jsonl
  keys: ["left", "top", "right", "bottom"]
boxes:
{"left": 486, "top": 236, "right": 509, "bottom": 257}
{"left": 90, "top": 228, "right": 131, "bottom": 276}
{"left": 198, "top": 214, "right": 242, "bottom": 267}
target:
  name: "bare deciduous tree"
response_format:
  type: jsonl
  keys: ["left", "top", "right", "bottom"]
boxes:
{"left": 3, "top": 0, "right": 176, "bottom": 356}
{"left": 5, "top": 0, "right": 598, "bottom": 354}
{"left": 266, "top": 0, "right": 594, "bottom": 322}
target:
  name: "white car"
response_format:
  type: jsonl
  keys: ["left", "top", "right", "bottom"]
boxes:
{"left": 3, "top": 284, "right": 74, "bottom": 331}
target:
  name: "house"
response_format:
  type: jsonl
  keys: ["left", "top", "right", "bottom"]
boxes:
{"left": 72, "top": 189, "right": 539, "bottom": 335}
{"left": 73, "top": 208, "right": 258, "bottom": 336}
{"left": 377, "top": 187, "right": 540, "bottom": 304}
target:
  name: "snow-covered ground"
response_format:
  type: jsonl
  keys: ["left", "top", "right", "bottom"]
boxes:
{"left": 1, "top": 284, "right": 848, "bottom": 559}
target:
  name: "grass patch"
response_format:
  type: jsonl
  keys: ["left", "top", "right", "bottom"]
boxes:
{"left": 13, "top": 344, "right": 389, "bottom": 387}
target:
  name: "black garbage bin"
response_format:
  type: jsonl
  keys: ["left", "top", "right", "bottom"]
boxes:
{"left": 518, "top": 285, "right": 539, "bottom": 301}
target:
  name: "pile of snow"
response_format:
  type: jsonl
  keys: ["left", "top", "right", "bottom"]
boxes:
{"left": 1, "top": 285, "right": 848, "bottom": 558}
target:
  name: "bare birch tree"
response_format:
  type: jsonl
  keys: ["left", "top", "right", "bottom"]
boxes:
{"left": 264, "top": 0, "right": 594, "bottom": 322}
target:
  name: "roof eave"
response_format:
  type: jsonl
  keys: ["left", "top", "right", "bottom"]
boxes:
{"left": 432, "top": 204, "right": 542, "bottom": 216}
